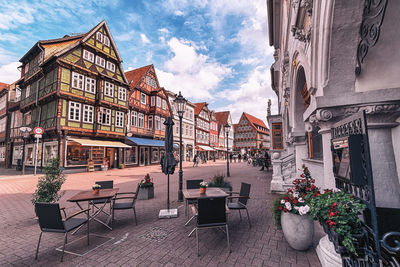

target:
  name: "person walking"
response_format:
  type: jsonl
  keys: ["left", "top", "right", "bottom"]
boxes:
{"left": 193, "top": 154, "right": 199, "bottom": 167}
{"left": 229, "top": 153, "right": 233, "bottom": 163}
{"left": 238, "top": 153, "right": 242, "bottom": 162}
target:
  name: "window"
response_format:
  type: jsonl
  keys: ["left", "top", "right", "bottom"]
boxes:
{"left": 0, "top": 117, "right": 6, "bottom": 133}
{"left": 83, "top": 105, "right": 94, "bottom": 123}
{"left": 125, "top": 147, "right": 137, "bottom": 164}
{"left": 155, "top": 116, "right": 160, "bottom": 130}
{"left": 150, "top": 96, "right": 155, "bottom": 106}
{"left": 68, "top": 101, "right": 81, "bottom": 122}
{"left": 83, "top": 49, "right": 94, "bottom": 62}
{"left": 162, "top": 99, "right": 166, "bottom": 110}
{"left": 148, "top": 115, "right": 153, "bottom": 129}
{"left": 95, "top": 55, "right": 105, "bottom": 68}
{"left": 103, "top": 35, "right": 110, "bottom": 46}
{"left": 145, "top": 76, "right": 156, "bottom": 88}
{"left": 43, "top": 141, "right": 58, "bottom": 165}
{"left": 0, "top": 95, "right": 6, "bottom": 110}
{"left": 161, "top": 117, "right": 165, "bottom": 131}
{"left": 307, "top": 126, "right": 323, "bottom": 160}
{"left": 156, "top": 96, "right": 161, "bottom": 107}
{"left": 118, "top": 87, "right": 126, "bottom": 101}
{"left": 138, "top": 113, "right": 144, "bottom": 128}
{"left": 24, "top": 63, "right": 29, "bottom": 74}
{"left": 85, "top": 77, "right": 96, "bottom": 93}
{"left": 96, "top": 32, "right": 103, "bottom": 42}
{"left": 98, "top": 107, "right": 111, "bottom": 125}
{"left": 140, "top": 93, "right": 146, "bottom": 104}
{"left": 131, "top": 111, "right": 137, "bottom": 127}
{"left": 116, "top": 111, "right": 124, "bottom": 127}
{"left": 104, "top": 81, "right": 114, "bottom": 97}
{"left": 72, "top": 72, "right": 84, "bottom": 90}
{"left": 106, "top": 61, "right": 115, "bottom": 72}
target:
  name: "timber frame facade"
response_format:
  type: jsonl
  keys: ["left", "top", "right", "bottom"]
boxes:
{"left": 17, "top": 20, "right": 130, "bottom": 171}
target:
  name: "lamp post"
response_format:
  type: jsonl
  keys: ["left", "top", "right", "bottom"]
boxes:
{"left": 20, "top": 127, "right": 32, "bottom": 175}
{"left": 224, "top": 123, "right": 231, "bottom": 177}
{"left": 173, "top": 91, "right": 187, "bottom": 202}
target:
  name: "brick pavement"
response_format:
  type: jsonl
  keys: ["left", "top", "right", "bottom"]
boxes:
{"left": 0, "top": 160, "right": 322, "bottom": 267}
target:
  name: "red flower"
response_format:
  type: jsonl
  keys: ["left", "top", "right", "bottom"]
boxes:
{"left": 306, "top": 187, "right": 310, "bottom": 191}
{"left": 285, "top": 196, "right": 289, "bottom": 201}
{"left": 311, "top": 185, "right": 316, "bottom": 190}
{"left": 324, "top": 189, "right": 332, "bottom": 194}
{"left": 300, "top": 174, "right": 304, "bottom": 178}
{"left": 278, "top": 206, "right": 283, "bottom": 211}
{"left": 311, "top": 179, "right": 315, "bottom": 183}
{"left": 287, "top": 188, "right": 293, "bottom": 193}
{"left": 332, "top": 202, "right": 337, "bottom": 208}
{"left": 293, "top": 199, "right": 298, "bottom": 204}
{"left": 283, "top": 208, "right": 288, "bottom": 212}
{"left": 326, "top": 220, "right": 336, "bottom": 228}
{"left": 313, "top": 192, "right": 320, "bottom": 197}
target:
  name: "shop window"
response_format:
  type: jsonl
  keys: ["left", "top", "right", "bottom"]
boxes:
{"left": 67, "top": 143, "right": 90, "bottom": 166}
{"left": 68, "top": 101, "right": 81, "bottom": 122}
{"left": 0, "top": 146, "right": 5, "bottom": 162}
{"left": 116, "top": 111, "right": 124, "bottom": 127}
{"left": 125, "top": 146, "right": 137, "bottom": 164}
{"left": 83, "top": 105, "right": 94, "bottom": 123}
{"left": 12, "top": 145, "right": 23, "bottom": 165}
{"left": 152, "top": 148, "right": 159, "bottom": 163}
{"left": 307, "top": 126, "right": 323, "bottom": 160}
{"left": 43, "top": 142, "right": 58, "bottom": 165}
{"left": 72, "top": 72, "right": 84, "bottom": 90}
{"left": 83, "top": 49, "right": 94, "bottom": 63}
{"left": 131, "top": 111, "right": 137, "bottom": 127}
{"left": 85, "top": 77, "right": 96, "bottom": 93}
{"left": 118, "top": 87, "right": 126, "bottom": 101}
{"left": 98, "top": 107, "right": 111, "bottom": 125}
{"left": 104, "top": 81, "right": 114, "bottom": 97}
{"left": 138, "top": 113, "right": 144, "bottom": 128}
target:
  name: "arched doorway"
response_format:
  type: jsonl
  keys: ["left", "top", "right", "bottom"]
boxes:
{"left": 293, "top": 66, "right": 309, "bottom": 130}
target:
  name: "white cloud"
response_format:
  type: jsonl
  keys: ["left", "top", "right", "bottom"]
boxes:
{"left": 0, "top": 2, "right": 35, "bottom": 30}
{"left": 140, "top": 33, "right": 151, "bottom": 44}
{"left": 156, "top": 37, "right": 232, "bottom": 100}
{"left": 158, "top": 28, "right": 170, "bottom": 34}
{"left": 216, "top": 66, "right": 278, "bottom": 124}
{"left": 0, "top": 62, "right": 20, "bottom": 83}
{"left": 174, "top": 10, "right": 184, "bottom": 16}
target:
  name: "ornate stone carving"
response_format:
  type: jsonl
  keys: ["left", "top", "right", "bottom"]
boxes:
{"left": 355, "top": 0, "right": 389, "bottom": 75}
{"left": 267, "top": 99, "right": 272, "bottom": 116}
{"left": 316, "top": 109, "right": 333, "bottom": 121}
{"left": 300, "top": 0, "right": 313, "bottom": 15}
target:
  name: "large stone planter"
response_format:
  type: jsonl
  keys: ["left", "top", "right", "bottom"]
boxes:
{"left": 137, "top": 186, "right": 154, "bottom": 200}
{"left": 281, "top": 212, "right": 314, "bottom": 250}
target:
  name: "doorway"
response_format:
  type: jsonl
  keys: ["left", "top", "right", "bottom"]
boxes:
{"left": 139, "top": 147, "right": 150, "bottom": 166}
{"left": 107, "top": 148, "right": 115, "bottom": 168}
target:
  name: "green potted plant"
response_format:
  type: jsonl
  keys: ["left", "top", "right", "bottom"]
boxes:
{"left": 32, "top": 158, "right": 66, "bottom": 215}
{"left": 208, "top": 173, "right": 232, "bottom": 192}
{"left": 199, "top": 181, "right": 208, "bottom": 194}
{"left": 137, "top": 174, "right": 154, "bottom": 200}
{"left": 309, "top": 189, "right": 366, "bottom": 256}
{"left": 92, "top": 184, "right": 101, "bottom": 194}
{"left": 119, "top": 163, "right": 125, "bottom": 169}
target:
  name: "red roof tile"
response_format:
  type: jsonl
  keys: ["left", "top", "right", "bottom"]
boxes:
{"left": 194, "top": 102, "right": 206, "bottom": 115}
{"left": 243, "top": 112, "right": 269, "bottom": 134}
{"left": 0, "top": 82, "right": 9, "bottom": 91}
{"left": 215, "top": 111, "right": 229, "bottom": 125}
{"left": 125, "top": 65, "right": 152, "bottom": 88}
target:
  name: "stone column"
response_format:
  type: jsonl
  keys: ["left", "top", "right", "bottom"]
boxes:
{"left": 270, "top": 151, "right": 284, "bottom": 192}
{"left": 318, "top": 123, "right": 336, "bottom": 190}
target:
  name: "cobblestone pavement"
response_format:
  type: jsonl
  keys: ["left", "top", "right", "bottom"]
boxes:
{"left": 0, "top": 160, "right": 322, "bottom": 267}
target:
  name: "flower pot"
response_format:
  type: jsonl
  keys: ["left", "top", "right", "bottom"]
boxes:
{"left": 137, "top": 186, "right": 154, "bottom": 200}
{"left": 93, "top": 189, "right": 100, "bottom": 195}
{"left": 281, "top": 212, "right": 314, "bottom": 250}
{"left": 200, "top": 187, "right": 206, "bottom": 194}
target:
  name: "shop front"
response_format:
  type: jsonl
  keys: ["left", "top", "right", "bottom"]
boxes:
{"left": 195, "top": 145, "right": 216, "bottom": 161}
{"left": 126, "top": 137, "right": 165, "bottom": 166}
{"left": 66, "top": 138, "right": 131, "bottom": 170}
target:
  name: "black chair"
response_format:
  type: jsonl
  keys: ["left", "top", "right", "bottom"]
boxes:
{"left": 195, "top": 197, "right": 231, "bottom": 256}
{"left": 111, "top": 184, "right": 140, "bottom": 226}
{"left": 227, "top": 182, "right": 251, "bottom": 227}
{"left": 185, "top": 179, "right": 203, "bottom": 225}
{"left": 91, "top": 180, "right": 114, "bottom": 214}
{"left": 35, "top": 203, "right": 89, "bottom": 262}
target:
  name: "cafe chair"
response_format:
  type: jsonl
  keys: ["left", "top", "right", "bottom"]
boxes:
{"left": 35, "top": 202, "right": 90, "bottom": 262}
{"left": 227, "top": 182, "right": 252, "bottom": 227}
{"left": 195, "top": 197, "right": 231, "bottom": 256}
{"left": 111, "top": 184, "right": 140, "bottom": 226}
{"left": 185, "top": 179, "right": 203, "bottom": 225}
{"left": 90, "top": 180, "right": 114, "bottom": 214}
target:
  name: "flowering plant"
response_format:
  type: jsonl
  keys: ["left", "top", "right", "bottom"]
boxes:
{"left": 200, "top": 181, "right": 208, "bottom": 188}
{"left": 309, "top": 190, "right": 365, "bottom": 255}
{"left": 92, "top": 184, "right": 101, "bottom": 190}
{"left": 293, "top": 164, "right": 320, "bottom": 200}
{"left": 139, "top": 174, "right": 154, "bottom": 188}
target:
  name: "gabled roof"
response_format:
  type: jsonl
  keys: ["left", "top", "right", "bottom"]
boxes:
{"left": 125, "top": 65, "right": 152, "bottom": 89}
{"left": 215, "top": 111, "right": 230, "bottom": 125}
{"left": 194, "top": 102, "right": 207, "bottom": 115}
{"left": 242, "top": 112, "right": 269, "bottom": 134}
{"left": 0, "top": 82, "right": 9, "bottom": 91}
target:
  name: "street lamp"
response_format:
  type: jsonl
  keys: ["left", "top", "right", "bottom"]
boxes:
{"left": 173, "top": 91, "right": 187, "bottom": 202}
{"left": 224, "top": 123, "right": 231, "bottom": 177}
{"left": 20, "top": 126, "right": 32, "bottom": 175}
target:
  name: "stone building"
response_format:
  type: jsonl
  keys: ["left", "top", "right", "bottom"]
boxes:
{"left": 267, "top": 0, "right": 400, "bottom": 265}
{"left": 166, "top": 90, "right": 195, "bottom": 162}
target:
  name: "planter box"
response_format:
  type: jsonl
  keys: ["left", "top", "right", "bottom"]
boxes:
{"left": 137, "top": 187, "right": 154, "bottom": 200}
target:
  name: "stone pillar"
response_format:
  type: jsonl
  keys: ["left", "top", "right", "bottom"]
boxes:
{"left": 270, "top": 151, "right": 284, "bottom": 192}
{"left": 367, "top": 116, "right": 400, "bottom": 209}
{"left": 316, "top": 235, "right": 342, "bottom": 267}
{"left": 319, "top": 123, "right": 336, "bottom": 190}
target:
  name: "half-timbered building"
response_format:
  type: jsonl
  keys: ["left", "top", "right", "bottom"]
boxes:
{"left": 194, "top": 102, "right": 214, "bottom": 159}
{"left": 17, "top": 20, "right": 130, "bottom": 172}
{"left": 235, "top": 112, "right": 270, "bottom": 153}
{"left": 0, "top": 82, "right": 9, "bottom": 166}
{"left": 215, "top": 111, "right": 234, "bottom": 158}
{"left": 125, "top": 65, "right": 171, "bottom": 166}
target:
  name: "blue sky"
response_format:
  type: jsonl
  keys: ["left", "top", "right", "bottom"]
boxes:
{"left": 0, "top": 0, "right": 277, "bottom": 123}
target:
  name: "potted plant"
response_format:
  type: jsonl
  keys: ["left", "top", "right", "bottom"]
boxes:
{"left": 119, "top": 163, "right": 125, "bottom": 169}
{"left": 199, "top": 181, "right": 208, "bottom": 194}
{"left": 309, "top": 189, "right": 366, "bottom": 256}
{"left": 101, "top": 157, "right": 108, "bottom": 171}
{"left": 208, "top": 173, "right": 232, "bottom": 192}
{"left": 137, "top": 174, "right": 154, "bottom": 200}
{"left": 92, "top": 184, "right": 101, "bottom": 194}
{"left": 272, "top": 165, "right": 320, "bottom": 251}
{"left": 32, "top": 158, "right": 66, "bottom": 216}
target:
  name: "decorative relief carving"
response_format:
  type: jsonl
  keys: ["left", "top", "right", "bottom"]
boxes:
{"left": 291, "top": 0, "right": 313, "bottom": 43}
{"left": 355, "top": 0, "right": 388, "bottom": 75}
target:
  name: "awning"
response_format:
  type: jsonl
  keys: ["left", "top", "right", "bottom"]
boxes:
{"left": 196, "top": 145, "right": 216, "bottom": 151}
{"left": 126, "top": 137, "right": 165, "bottom": 147}
{"left": 69, "top": 138, "right": 131, "bottom": 148}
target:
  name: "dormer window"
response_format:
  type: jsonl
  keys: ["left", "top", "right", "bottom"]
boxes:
{"left": 83, "top": 49, "right": 94, "bottom": 63}
{"left": 96, "top": 32, "right": 103, "bottom": 42}
{"left": 95, "top": 55, "right": 105, "bottom": 68}
{"left": 106, "top": 61, "right": 115, "bottom": 72}
{"left": 145, "top": 76, "right": 156, "bottom": 88}
{"left": 103, "top": 36, "right": 110, "bottom": 47}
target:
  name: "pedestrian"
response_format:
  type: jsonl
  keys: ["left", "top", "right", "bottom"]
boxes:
{"left": 193, "top": 154, "right": 199, "bottom": 167}
{"left": 229, "top": 153, "right": 233, "bottom": 163}
{"left": 265, "top": 151, "right": 271, "bottom": 171}
{"left": 238, "top": 153, "right": 242, "bottom": 162}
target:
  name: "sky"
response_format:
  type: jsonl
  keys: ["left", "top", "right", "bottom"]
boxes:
{"left": 0, "top": 0, "right": 277, "bottom": 124}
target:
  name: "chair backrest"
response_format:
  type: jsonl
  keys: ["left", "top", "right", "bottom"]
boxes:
{"left": 35, "top": 202, "right": 65, "bottom": 232}
{"left": 238, "top": 182, "right": 251, "bottom": 205}
{"left": 197, "top": 197, "right": 227, "bottom": 226}
{"left": 132, "top": 184, "right": 140, "bottom": 206}
{"left": 95, "top": 180, "right": 114, "bottom": 189}
{"left": 186, "top": 179, "right": 203, "bottom": 189}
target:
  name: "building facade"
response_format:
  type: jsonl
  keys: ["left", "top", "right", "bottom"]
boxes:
{"left": 0, "top": 83, "right": 9, "bottom": 166}
{"left": 267, "top": 0, "right": 400, "bottom": 264}
{"left": 166, "top": 90, "right": 195, "bottom": 162}
{"left": 194, "top": 102, "right": 214, "bottom": 158}
{"left": 209, "top": 111, "right": 219, "bottom": 159}
{"left": 235, "top": 112, "right": 270, "bottom": 154}
{"left": 17, "top": 20, "right": 130, "bottom": 172}
{"left": 125, "top": 65, "right": 171, "bottom": 166}
{"left": 215, "top": 111, "right": 234, "bottom": 158}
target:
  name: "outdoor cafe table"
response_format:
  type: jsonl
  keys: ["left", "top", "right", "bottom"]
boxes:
{"left": 68, "top": 188, "right": 119, "bottom": 231}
